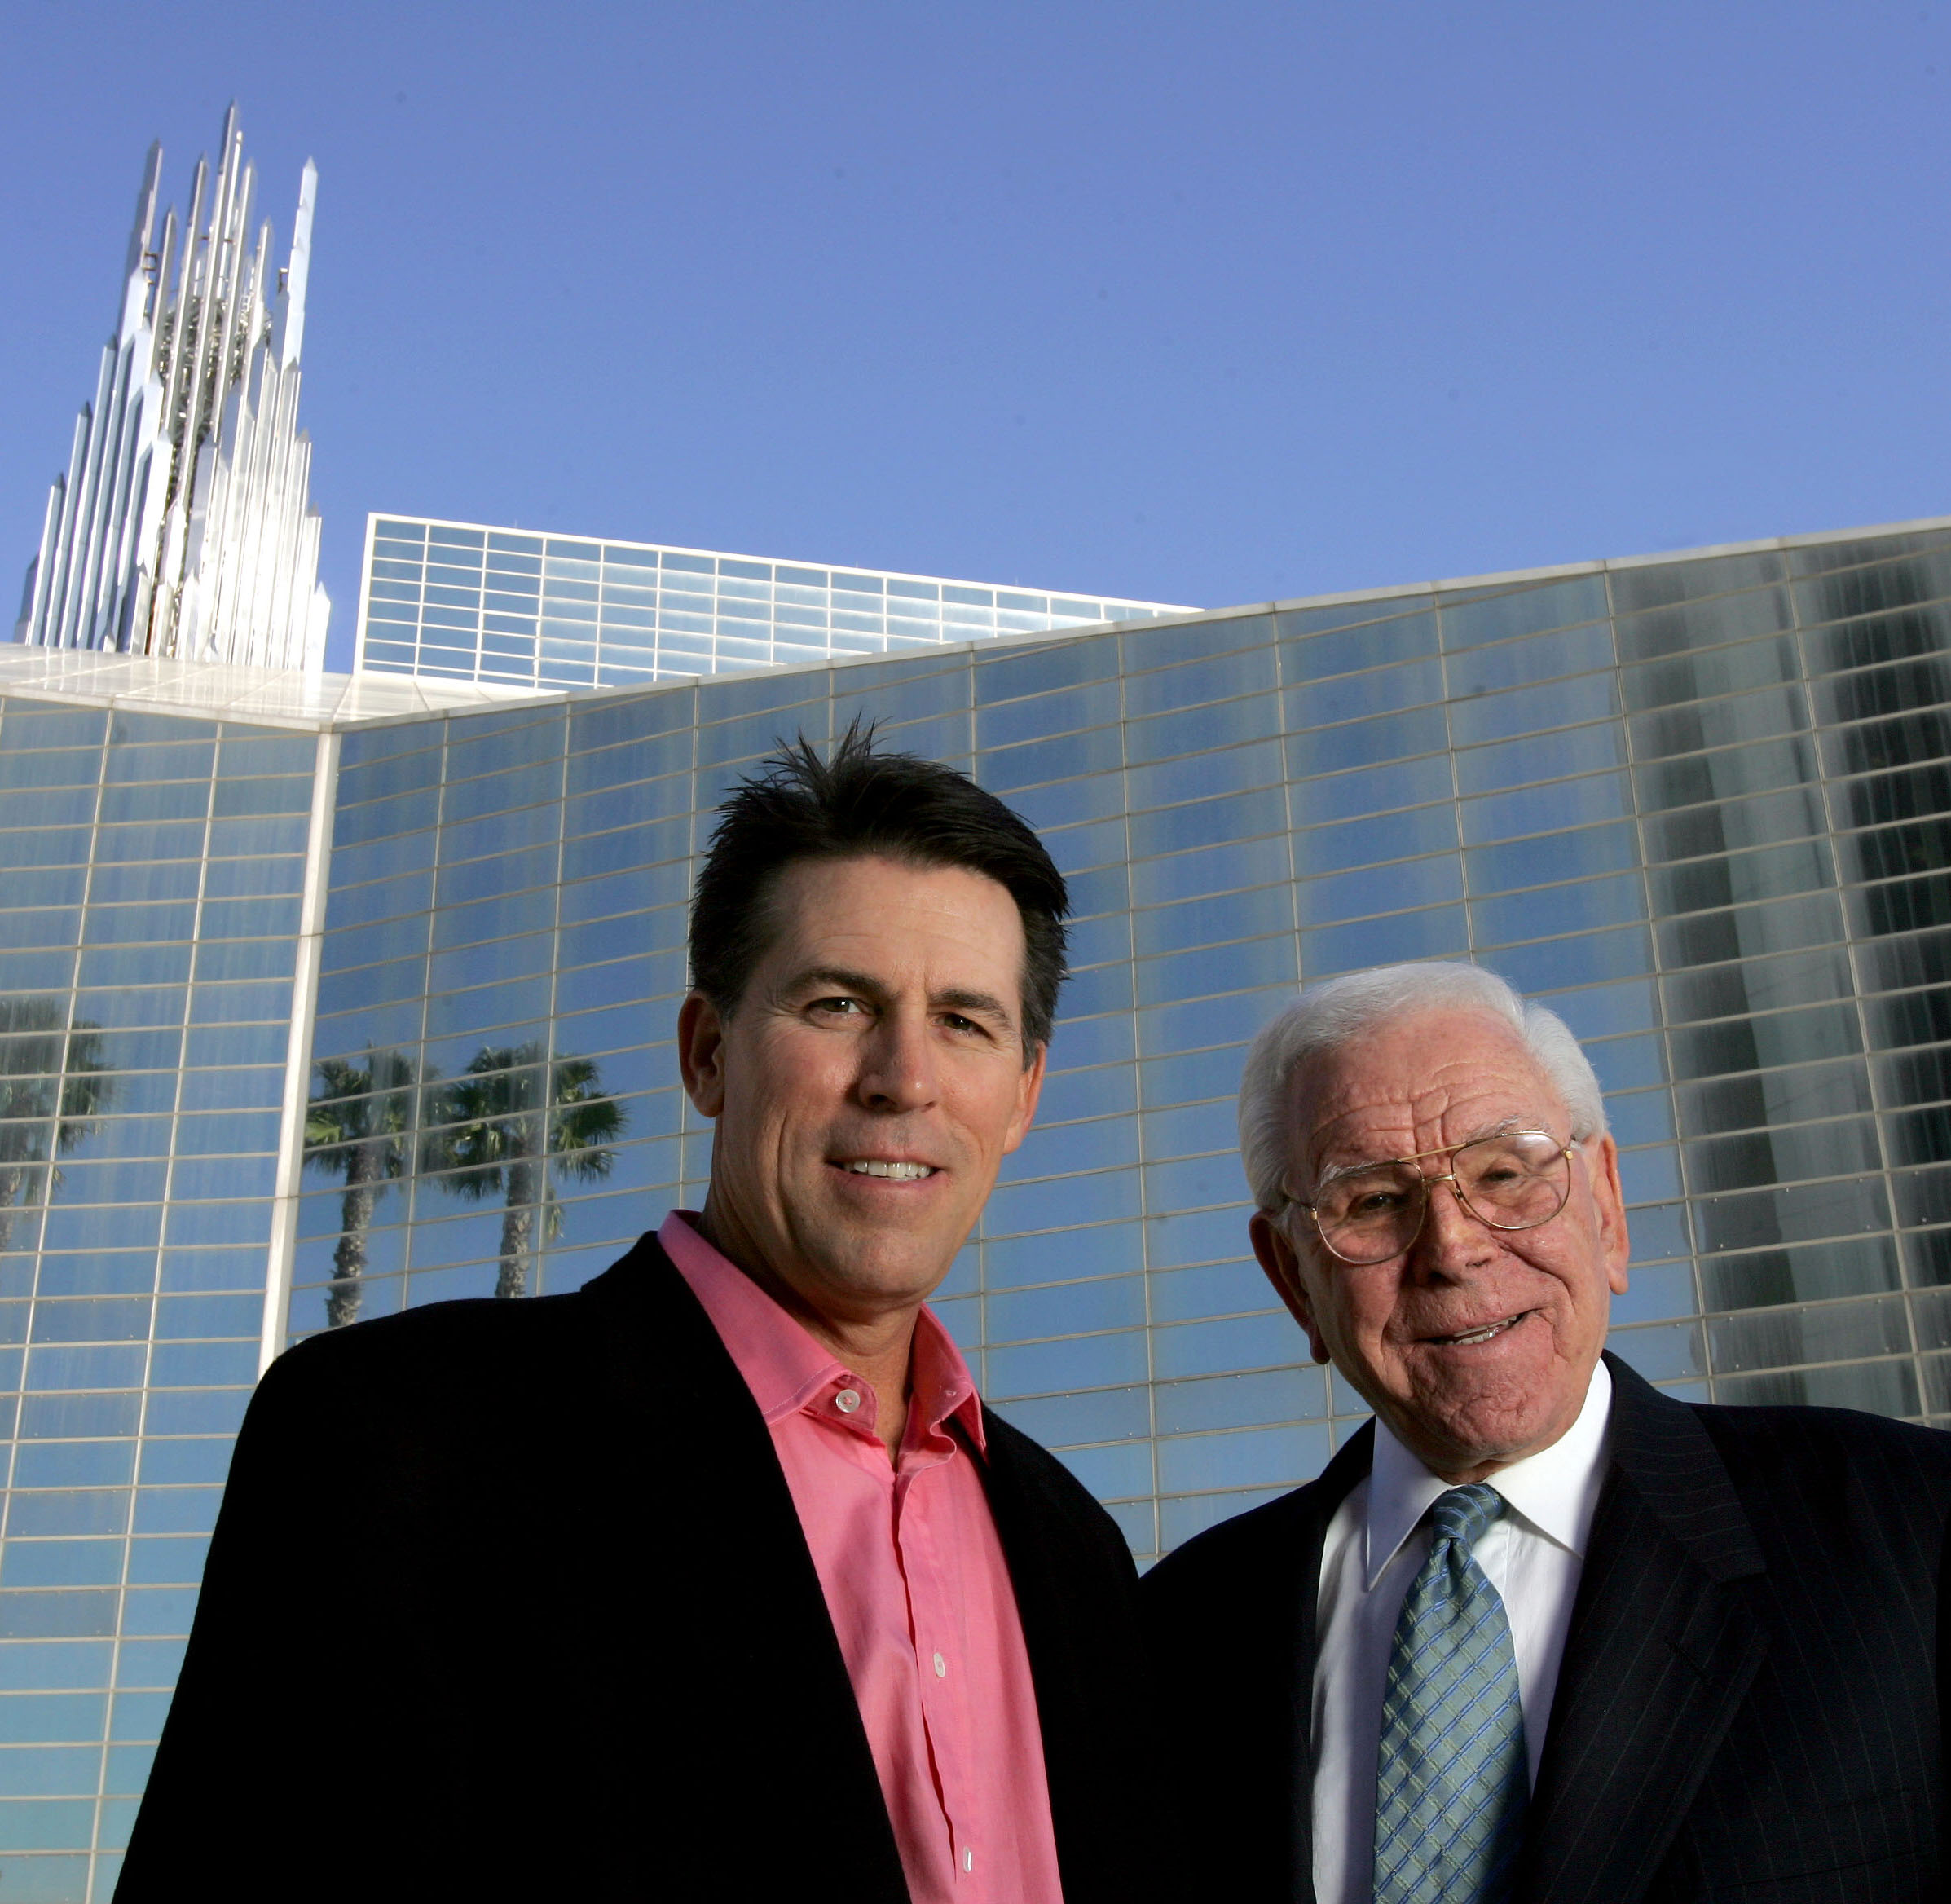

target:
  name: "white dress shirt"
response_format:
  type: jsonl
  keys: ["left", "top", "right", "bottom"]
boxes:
{"left": 1310, "top": 1360, "right": 1614, "bottom": 1904}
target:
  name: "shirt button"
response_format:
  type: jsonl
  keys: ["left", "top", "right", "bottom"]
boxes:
{"left": 962, "top": 1849, "right": 974, "bottom": 1873}
{"left": 835, "top": 1388, "right": 861, "bottom": 1414}
{"left": 932, "top": 1651, "right": 946, "bottom": 1678}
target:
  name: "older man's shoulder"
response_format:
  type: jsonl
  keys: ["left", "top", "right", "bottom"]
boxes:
{"left": 1143, "top": 1458, "right": 1354, "bottom": 1618}
{"left": 1677, "top": 1389, "right": 1951, "bottom": 1483}
{"left": 1684, "top": 1391, "right": 1951, "bottom": 1493}
{"left": 1658, "top": 1394, "right": 1951, "bottom": 1606}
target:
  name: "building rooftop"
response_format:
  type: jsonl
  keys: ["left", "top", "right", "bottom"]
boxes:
{"left": 11, "top": 511, "right": 1949, "bottom": 731}
{"left": 0, "top": 647, "right": 566, "bottom": 729}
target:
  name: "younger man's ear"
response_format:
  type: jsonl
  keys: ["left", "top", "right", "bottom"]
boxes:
{"left": 676, "top": 992, "right": 727, "bottom": 1119}
{"left": 1000, "top": 1041, "right": 1047, "bottom": 1154}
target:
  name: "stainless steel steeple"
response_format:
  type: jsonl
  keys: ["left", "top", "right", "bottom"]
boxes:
{"left": 14, "top": 107, "right": 331, "bottom": 672}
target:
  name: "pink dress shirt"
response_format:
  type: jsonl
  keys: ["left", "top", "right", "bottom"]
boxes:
{"left": 660, "top": 1212, "right": 1065, "bottom": 1904}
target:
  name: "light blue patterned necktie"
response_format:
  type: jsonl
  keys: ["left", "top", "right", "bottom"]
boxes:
{"left": 1372, "top": 1483, "right": 1529, "bottom": 1904}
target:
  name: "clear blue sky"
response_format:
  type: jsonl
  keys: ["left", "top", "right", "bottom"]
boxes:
{"left": 4, "top": 1, "right": 1947, "bottom": 674}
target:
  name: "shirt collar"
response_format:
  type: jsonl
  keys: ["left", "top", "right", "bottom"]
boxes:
{"left": 1363, "top": 1357, "right": 1613, "bottom": 1589}
{"left": 658, "top": 1210, "right": 988, "bottom": 1454}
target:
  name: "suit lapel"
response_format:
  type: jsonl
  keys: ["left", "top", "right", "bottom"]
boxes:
{"left": 976, "top": 1416, "right": 1117, "bottom": 1898}
{"left": 578, "top": 1237, "right": 911, "bottom": 1900}
{"left": 1158, "top": 1418, "right": 1372, "bottom": 1903}
{"left": 1516, "top": 1355, "right": 1768, "bottom": 1904}
{"left": 1291, "top": 1423, "right": 1377, "bottom": 1903}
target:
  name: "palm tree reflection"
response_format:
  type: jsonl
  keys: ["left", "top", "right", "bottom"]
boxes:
{"left": 422, "top": 1043, "right": 624, "bottom": 1300}
{"left": 0, "top": 997, "right": 113, "bottom": 1252}
{"left": 303, "top": 1051, "right": 421, "bottom": 1327}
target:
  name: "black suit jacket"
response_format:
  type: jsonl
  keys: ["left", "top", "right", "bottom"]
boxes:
{"left": 1143, "top": 1352, "right": 1951, "bottom": 1904}
{"left": 118, "top": 1234, "right": 1170, "bottom": 1902}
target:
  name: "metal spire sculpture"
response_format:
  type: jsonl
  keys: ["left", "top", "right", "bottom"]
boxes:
{"left": 14, "top": 106, "right": 330, "bottom": 672}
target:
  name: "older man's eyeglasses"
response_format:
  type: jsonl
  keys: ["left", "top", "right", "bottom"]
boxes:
{"left": 1288, "top": 1131, "right": 1578, "bottom": 1266}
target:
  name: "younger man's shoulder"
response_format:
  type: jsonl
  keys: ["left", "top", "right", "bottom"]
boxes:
{"left": 256, "top": 1231, "right": 673, "bottom": 1435}
{"left": 280, "top": 1280, "right": 589, "bottom": 1381}
{"left": 247, "top": 1285, "right": 594, "bottom": 1461}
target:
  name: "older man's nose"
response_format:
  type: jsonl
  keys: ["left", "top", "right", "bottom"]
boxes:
{"left": 1408, "top": 1175, "right": 1495, "bottom": 1275}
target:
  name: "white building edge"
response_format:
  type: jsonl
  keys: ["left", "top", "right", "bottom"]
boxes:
{"left": 14, "top": 106, "right": 330, "bottom": 674}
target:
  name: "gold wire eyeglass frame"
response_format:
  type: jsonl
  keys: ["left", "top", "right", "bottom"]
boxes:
{"left": 1285, "top": 1131, "right": 1580, "bottom": 1266}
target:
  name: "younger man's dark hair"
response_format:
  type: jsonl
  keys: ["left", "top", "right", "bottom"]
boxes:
{"left": 689, "top": 721, "right": 1070, "bottom": 1056}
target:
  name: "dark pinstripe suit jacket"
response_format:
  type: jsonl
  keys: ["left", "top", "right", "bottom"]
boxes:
{"left": 1143, "top": 1352, "right": 1951, "bottom": 1903}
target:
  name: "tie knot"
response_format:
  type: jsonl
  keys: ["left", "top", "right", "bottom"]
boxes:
{"left": 1431, "top": 1483, "right": 1504, "bottom": 1555}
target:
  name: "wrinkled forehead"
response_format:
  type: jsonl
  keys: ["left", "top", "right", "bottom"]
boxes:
{"left": 1288, "top": 1008, "right": 1567, "bottom": 1183}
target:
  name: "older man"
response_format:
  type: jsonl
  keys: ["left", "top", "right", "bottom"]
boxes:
{"left": 121, "top": 730, "right": 1167, "bottom": 1904}
{"left": 1144, "top": 960, "right": 1951, "bottom": 1904}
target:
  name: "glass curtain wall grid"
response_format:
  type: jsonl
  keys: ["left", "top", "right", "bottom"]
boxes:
{"left": 352, "top": 513, "right": 1194, "bottom": 690}
{"left": 3, "top": 513, "right": 1951, "bottom": 1896}
{"left": 15, "top": 108, "right": 330, "bottom": 674}
{"left": 311, "top": 516, "right": 1951, "bottom": 1571}
{"left": 0, "top": 690, "right": 329, "bottom": 1902}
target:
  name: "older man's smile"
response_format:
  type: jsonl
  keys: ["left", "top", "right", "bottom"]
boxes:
{"left": 1418, "top": 1309, "right": 1535, "bottom": 1349}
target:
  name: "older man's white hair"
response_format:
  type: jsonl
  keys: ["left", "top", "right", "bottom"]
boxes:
{"left": 1237, "top": 960, "right": 1609, "bottom": 1214}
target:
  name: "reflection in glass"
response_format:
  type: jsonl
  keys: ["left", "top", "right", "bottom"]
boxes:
{"left": 11, "top": 517, "right": 1951, "bottom": 1885}
{"left": 303, "top": 1053, "right": 422, "bottom": 1328}
{"left": 0, "top": 997, "right": 115, "bottom": 1250}
{"left": 422, "top": 1046, "right": 626, "bottom": 1298}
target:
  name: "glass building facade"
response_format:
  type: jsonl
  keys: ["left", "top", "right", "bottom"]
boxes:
{"left": 354, "top": 513, "right": 1190, "bottom": 690}
{"left": 4, "top": 514, "right": 1951, "bottom": 1896}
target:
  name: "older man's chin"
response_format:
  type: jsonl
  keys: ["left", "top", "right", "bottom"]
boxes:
{"left": 1370, "top": 1326, "right": 1602, "bottom": 1470}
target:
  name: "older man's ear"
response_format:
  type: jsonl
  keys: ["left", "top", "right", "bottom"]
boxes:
{"left": 1588, "top": 1133, "right": 1632, "bottom": 1297}
{"left": 1250, "top": 1209, "right": 1333, "bottom": 1364}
